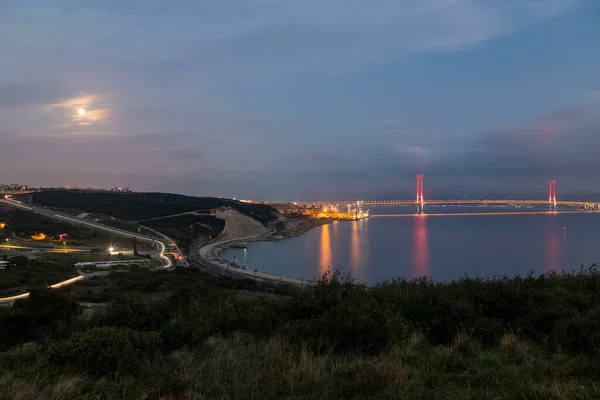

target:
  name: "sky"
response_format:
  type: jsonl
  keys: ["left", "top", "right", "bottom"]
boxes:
{"left": 1, "top": 0, "right": 599, "bottom": 200}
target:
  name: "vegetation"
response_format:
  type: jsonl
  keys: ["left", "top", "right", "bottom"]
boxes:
{"left": 2, "top": 266, "right": 600, "bottom": 398}
{"left": 0, "top": 207, "right": 138, "bottom": 248}
{"left": 140, "top": 214, "right": 225, "bottom": 250}
{"left": 29, "top": 190, "right": 280, "bottom": 223}
{"left": 0, "top": 256, "right": 78, "bottom": 297}
{"left": 68, "top": 265, "right": 270, "bottom": 303}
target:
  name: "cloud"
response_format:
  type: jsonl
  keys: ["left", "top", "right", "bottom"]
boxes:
{"left": 45, "top": 94, "right": 112, "bottom": 125}
{"left": 393, "top": 145, "right": 429, "bottom": 158}
{"left": 171, "top": 149, "right": 204, "bottom": 160}
{"left": 47, "top": 94, "right": 99, "bottom": 109}
{"left": 0, "top": 0, "right": 591, "bottom": 200}
{"left": 293, "top": 106, "right": 600, "bottom": 197}
{"left": 71, "top": 108, "right": 112, "bottom": 125}
{"left": 52, "top": 131, "right": 118, "bottom": 137}
{"left": 0, "top": 82, "right": 70, "bottom": 109}
{"left": 422, "top": 107, "right": 600, "bottom": 192}
{"left": 0, "top": 1, "right": 581, "bottom": 79}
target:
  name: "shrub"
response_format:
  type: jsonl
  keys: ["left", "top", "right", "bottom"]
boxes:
{"left": 290, "top": 290, "right": 408, "bottom": 353}
{"left": 91, "top": 293, "right": 170, "bottom": 331}
{"left": 0, "top": 289, "right": 80, "bottom": 350}
{"left": 49, "top": 327, "right": 161, "bottom": 375}
{"left": 552, "top": 307, "right": 600, "bottom": 354}
{"left": 8, "top": 255, "right": 29, "bottom": 267}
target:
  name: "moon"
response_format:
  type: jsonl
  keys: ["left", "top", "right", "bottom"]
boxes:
{"left": 77, "top": 108, "right": 86, "bottom": 116}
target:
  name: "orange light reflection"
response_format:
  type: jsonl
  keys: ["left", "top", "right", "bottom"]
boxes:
{"left": 319, "top": 224, "right": 332, "bottom": 276}
{"left": 350, "top": 221, "right": 360, "bottom": 278}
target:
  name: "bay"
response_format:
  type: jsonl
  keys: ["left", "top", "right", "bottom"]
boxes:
{"left": 221, "top": 207, "right": 600, "bottom": 284}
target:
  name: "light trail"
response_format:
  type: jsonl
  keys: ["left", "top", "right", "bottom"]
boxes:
{"left": 1, "top": 196, "right": 173, "bottom": 269}
{"left": 49, "top": 275, "right": 84, "bottom": 289}
{"left": 0, "top": 275, "right": 84, "bottom": 303}
{"left": 53, "top": 215, "right": 172, "bottom": 268}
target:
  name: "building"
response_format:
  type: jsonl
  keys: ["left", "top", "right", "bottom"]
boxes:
{"left": 0, "top": 260, "right": 10, "bottom": 270}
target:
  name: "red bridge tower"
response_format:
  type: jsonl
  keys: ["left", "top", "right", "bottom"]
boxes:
{"left": 549, "top": 180, "right": 557, "bottom": 211}
{"left": 416, "top": 174, "right": 424, "bottom": 214}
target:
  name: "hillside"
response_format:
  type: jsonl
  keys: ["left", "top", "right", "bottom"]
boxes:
{"left": 28, "top": 191, "right": 281, "bottom": 223}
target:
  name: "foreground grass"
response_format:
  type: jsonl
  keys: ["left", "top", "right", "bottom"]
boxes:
{"left": 2, "top": 267, "right": 600, "bottom": 399}
{"left": 2, "top": 334, "right": 599, "bottom": 399}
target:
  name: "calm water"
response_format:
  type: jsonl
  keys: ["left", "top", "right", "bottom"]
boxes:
{"left": 221, "top": 207, "right": 600, "bottom": 284}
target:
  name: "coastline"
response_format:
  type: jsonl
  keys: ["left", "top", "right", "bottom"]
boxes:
{"left": 192, "top": 211, "right": 332, "bottom": 285}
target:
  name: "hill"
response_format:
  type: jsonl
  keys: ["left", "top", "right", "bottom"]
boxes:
{"left": 28, "top": 190, "right": 281, "bottom": 223}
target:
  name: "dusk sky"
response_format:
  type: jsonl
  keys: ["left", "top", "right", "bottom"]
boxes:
{"left": 1, "top": 1, "right": 599, "bottom": 200}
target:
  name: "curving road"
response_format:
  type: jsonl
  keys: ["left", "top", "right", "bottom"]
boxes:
{"left": 193, "top": 230, "right": 308, "bottom": 286}
{"left": 0, "top": 195, "right": 172, "bottom": 268}
{"left": 0, "top": 195, "right": 179, "bottom": 303}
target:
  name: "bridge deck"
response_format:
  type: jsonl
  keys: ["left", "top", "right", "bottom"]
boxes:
{"left": 283, "top": 200, "right": 600, "bottom": 207}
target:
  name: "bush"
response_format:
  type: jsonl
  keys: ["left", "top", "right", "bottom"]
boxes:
{"left": 293, "top": 294, "right": 407, "bottom": 353}
{"left": 0, "top": 289, "right": 80, "bottom": 350}
{"left": 49, "top": 327, "right": 161, "bottom": 375}
{"left": 91, "top": 293, "right": 171, "bottom": 331}
{"left": 552, "top": 307, "right": 600, "bottom": 354}
{"left": 9, "top": 255, "right": 29, "bottom": 267}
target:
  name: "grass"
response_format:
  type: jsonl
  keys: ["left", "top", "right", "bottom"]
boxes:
{"left": 2, "top": 267, "right": 600, "bottom": 399}
{"left": 2, "top": 334, "right": 600, "bottom": 399}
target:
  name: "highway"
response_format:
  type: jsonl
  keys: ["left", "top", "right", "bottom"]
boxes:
{"left": 140, "top": 224, "right": 188, "bottom": 267}
{"left": 0, "top": 195, "right": 173, "bottom": 268}
{"left": 0, "top": 195, "right": 185, "bottom": 303}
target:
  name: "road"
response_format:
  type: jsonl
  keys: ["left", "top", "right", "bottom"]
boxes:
{"left": 0, "top": 195, "right": 182, "bottom": 303}
{"left": 192, "top": 231, "right": 308, "bottom": 286}
{"left": 0, "top": 195, "right": 172, "bottom": 268}
{"left": 139, "top": 224, "right": 188, "bottom": 267}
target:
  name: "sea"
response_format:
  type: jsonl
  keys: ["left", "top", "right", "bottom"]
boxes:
{"left": 220, "top": 206, "right": 600, "bottom": 284}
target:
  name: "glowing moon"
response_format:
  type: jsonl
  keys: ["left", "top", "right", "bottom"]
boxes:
{"left": 77, "top": 108, "right": 86, "bottom": 116}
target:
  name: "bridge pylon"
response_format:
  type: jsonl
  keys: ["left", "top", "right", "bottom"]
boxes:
{"left": 416, "top": 174, "right": 424, "bottom": 214}
{"left": 549, "top": 181, "right": 557, "bottom": 211}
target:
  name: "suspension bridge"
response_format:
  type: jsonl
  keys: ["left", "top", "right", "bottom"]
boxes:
{"left": 280, "top": 176, "right": 600, "bottom": 214}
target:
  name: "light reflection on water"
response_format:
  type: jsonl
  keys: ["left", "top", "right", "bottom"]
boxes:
{"left": 412, "top": 216, "right": 428, "bottom": 278}
{"left": 221, "top": 210, "right": 599, "bottom": 284}
{"left": 545, "top": 215, "right": 559, "bottom": 273}
{"left": 350, "top": 221, "right": 359, "bottom": 278}
{"left": 319, "top": 223, "right": 332, "bottom": 276}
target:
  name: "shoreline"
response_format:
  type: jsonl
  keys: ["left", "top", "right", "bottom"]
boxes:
{"left": 193, "top": 214, "right": 333, "bottom": 285}
{"left": 195, "top": 209, "right": 600, "bottom": 285}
